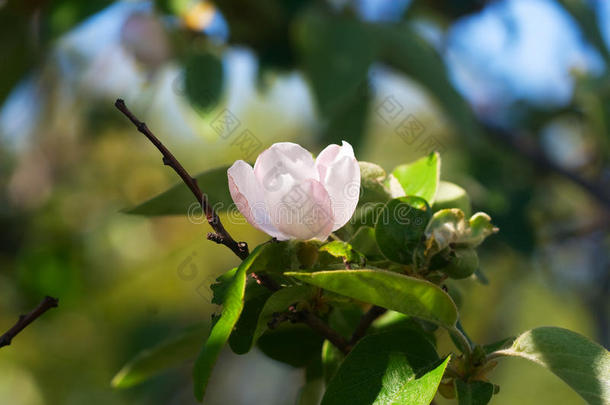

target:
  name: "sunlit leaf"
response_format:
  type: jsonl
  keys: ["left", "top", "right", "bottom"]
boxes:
{"left": 285, "top": 269, "right": 458, "bottom": 327}
{"left": 390, "top": 152, "right": 441, "bottom": 203}
{"left": 319, "top": 241, "right": 365, "bottom": 266}
{"left": 192, "top": 244, "right": 266, "bottom": 402}
{"left": 493, "top": 327, "right": 610, "bottom": 405}
{"left": 321, "top": 330, "right": 449, "bottom": 405}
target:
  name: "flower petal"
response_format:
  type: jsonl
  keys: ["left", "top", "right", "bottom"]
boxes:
{"left": 266, "top": 178, "right": 334, "bottom": 241}
{"left": 227, "top": 160, "right": 288, "bottom": 240}
{"left": 315, "top": 141, "right": 361, "bottom": 230}
{"left": 253, "top": 142, "right": 318, "bottom": 195}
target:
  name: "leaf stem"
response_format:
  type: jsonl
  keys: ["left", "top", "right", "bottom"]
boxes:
{"left": 349, "top": 305, "right": 387, "bottom": 346}
{"left": 484, "top": 350, "right": 510, "bottom": 363}
{"left": 450, "top": 325, "right": 473, "bottom": 359}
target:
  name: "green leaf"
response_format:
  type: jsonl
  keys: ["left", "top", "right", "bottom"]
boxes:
{"left": 257, "top": 324, "right": 324, "bottom": 368}
{"left": 252, "top": 285, "right": 316, "bottom": 348}
{"left": 228, "top": 281, "right": 272, "bottom": 354}
{"left": 192, "top": 244, "right": 266, "bottom": 402}
{"left": 455, "top": 380, "right": 494, "bottom": 405}
{"left": 493, "top": 327, "right": 610, "bottom": 405}
{"left": 348, "top": 226, "right": 384, "bottom": 260}
{"left": 124, "top": 166, "right": 232, "bottom": 216}
{"left": 322, "top": 340, "right": 344, "bottom": 383}
{"left": 285, "top": 269, "right": 458, "bottom": 328}
{"left": 184, "top": 51, "right": 224, "bottom": 111}
{"left": 210, "top": 267, "right": 238, "bottom": 305}
{"left": 390, "top": 152, "right": 440, "bottom": 203}
{"left": 320, "top": 241, "right": 365, "bottom": 266}
{"left": 374, "top": 196, "right": 432, "bottom": 264}
{"left": 111, "top": 323, "right": 207, "bottom": 389}
{"left": 321, "top": 330, "right": 450, "bottom": 405}
{"left": 433, "top": 181, "right": 471, "bottom": 217}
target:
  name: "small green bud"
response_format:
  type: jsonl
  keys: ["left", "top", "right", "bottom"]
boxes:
{"left": 442, "top": 248, "right": 479, "bottom": 279}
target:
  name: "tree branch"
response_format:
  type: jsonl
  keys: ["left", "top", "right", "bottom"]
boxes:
{"left": 114, "top": 99, "right": 249, "bottom": 260}
{"left": 0, "top": 296, "right": 59, "bottom": 349}
{"left": 298, "top": 311, "right": 351, "bottom": 355}
{"left": 349, "top": 305, "right": 387, "bottom": 346}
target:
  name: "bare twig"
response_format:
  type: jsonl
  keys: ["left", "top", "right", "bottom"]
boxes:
{"left": 349, "top": 305, "right": 387, "bottom": 346}
{"left": 298, "top": 311, "right": 350, "bottom": 355}
{"left": 0, "top": 296, "right": 59, "bottom": 349}
{"left": 114, "top": 99, "right": 249, "bottom": 260}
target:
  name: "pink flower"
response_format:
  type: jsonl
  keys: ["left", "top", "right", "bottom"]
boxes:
{"left": 228, "top": 141, "right": 360, "bottom": 240}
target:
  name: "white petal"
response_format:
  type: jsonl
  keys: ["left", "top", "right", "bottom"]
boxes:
{"left": 266, "top": 178, "right": 334, "bottom": 241}
{"left": 253, "top": 142, "right": 318, "bottom": 195}
{"left": 227, "top": 160, "right": 288, "bottom": 239}
{"left": 315, "top": 141, "right": 361, "bottom": 231}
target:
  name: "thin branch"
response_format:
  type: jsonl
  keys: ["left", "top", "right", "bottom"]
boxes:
{"left": 114, "top": 99, "right": 249, "bottom": 260}
{"left": 349, "top": 305, "right": 387, "bottom": 346}
{"left": 299, "top": 311, "right": 350, "bottom": 355}
{"left": 0, "top": 296, "right": 59, "bottom": 349}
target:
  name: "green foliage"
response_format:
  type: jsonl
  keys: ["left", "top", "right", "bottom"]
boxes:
{"left": 455, "top": 380, "right": 495, "bottom": 405}
{"left": 228, "top": 280, "right": 272, "bottom": 354}
{"left": 321, "top": 330, "right": 450, "bottom": 405}
{"left": 257, "top": 324, "right": 324, "bottom": 368}
{"left": 125, "top": 165, "right": 233, "bottom": 216}
{"left": 493, "top": 327, "right": 610, "bottom": 405}
{"left": 192, "top": 245, "right": 266, "bottom": 402}
{"left": 321, "top": 340, "right": 344, "bottom": 383}
{"left": 183, "top": 51, "right": 224, "bottom": 111}
{"left": 390, "top": 152, "right": 441, "bottom": 203}
{"left": 374, "top": 196, "right": 431, "bottom": 264}
{"left": 251, "top": 285, "right": 316, "bottom": 349}
{"left": 286, "top": 269, "right": 458, "bottom": 327}
{"left": 111, "top": 323, "right": 208, "bottom": 389}
{"left": 348, "top": 226, "right": 384, "bottom": 260}
{"left": 319, "top": 241, "right": 365, "bottom": 267}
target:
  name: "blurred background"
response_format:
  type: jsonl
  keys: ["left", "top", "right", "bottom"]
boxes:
{"left": 1, "top": 0, "right": 609, "bottom": 404}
